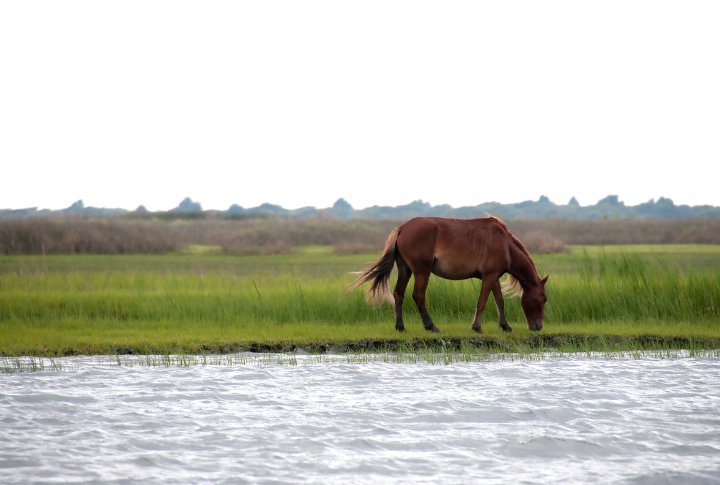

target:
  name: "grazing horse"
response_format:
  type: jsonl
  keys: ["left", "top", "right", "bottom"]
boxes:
{"left": 347, "top": 216, "right": 548, "bottom": 333}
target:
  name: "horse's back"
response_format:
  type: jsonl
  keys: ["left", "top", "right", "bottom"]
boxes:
{"left": 399, "top": 217, "right": 507, "bottom": 246}
{"left": 396, "top": 217, "right": 511, "bottom": 280}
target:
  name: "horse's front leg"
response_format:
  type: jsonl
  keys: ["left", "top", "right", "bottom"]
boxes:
{"left": 471, "top": 274, "right": 499, "bottom": 334}
{"left": 491, "top": 279, "right": 512, "bottom": 332}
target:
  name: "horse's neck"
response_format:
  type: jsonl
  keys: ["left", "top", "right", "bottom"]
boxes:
{"left": 508, "top": 243, "right": 539, "bottom": 290}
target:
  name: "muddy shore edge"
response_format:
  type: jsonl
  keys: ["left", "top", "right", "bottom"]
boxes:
{"left": 6, "top": 334, "right": 719, "bottom": 357}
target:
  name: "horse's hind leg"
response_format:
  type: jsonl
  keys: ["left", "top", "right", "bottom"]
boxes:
{"left": 393, "top": 255, "right": 412, "bottom": 332}
{"left": 491, "top": 279, "right": 512, "bottom": 332}
{"left": 412, "top": 270, "right": 441, "bottom": 333}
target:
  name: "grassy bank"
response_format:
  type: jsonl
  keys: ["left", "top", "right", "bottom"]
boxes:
{"left": 1, "top": 245, "right": 719, "bottom": 356}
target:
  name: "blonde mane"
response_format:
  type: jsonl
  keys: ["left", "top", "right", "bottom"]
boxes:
{"left": 485, "top": 216, "right": 538, "bottom": 298}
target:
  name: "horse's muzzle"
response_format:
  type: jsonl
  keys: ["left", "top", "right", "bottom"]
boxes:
{"left": 528, "top": 321, "right": 543, "bottom": 331}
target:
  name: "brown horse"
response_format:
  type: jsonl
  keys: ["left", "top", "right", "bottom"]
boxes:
{"left": 347, "top": 216, "right": 548, "bottom": 333}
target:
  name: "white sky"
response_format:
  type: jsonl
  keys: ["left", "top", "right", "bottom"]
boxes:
{"left": 1, "top": 1, "right": 719, "bottom": 212}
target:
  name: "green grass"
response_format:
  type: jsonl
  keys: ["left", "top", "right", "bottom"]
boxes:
{"left": 180, "top": 244, "right": 223, "bottom": 255}
{"left": 1, "top": 245, "right": 719, "bottom": 356}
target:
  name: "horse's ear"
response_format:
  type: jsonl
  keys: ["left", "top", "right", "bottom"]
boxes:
{"left": 541, "top": 275, "right": 549, "bottom": 286}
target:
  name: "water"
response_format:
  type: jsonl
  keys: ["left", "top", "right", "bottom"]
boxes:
{"left": 2, "top": 355, "right": 720, "bottom": 484}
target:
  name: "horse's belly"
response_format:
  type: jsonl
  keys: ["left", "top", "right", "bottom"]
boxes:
{"left": 431, "top": 258, "right": 479, "bottom": 280}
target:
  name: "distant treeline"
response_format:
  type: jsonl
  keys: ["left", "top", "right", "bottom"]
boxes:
{"left": 3, "top": 195, "right": 720, "bottom": 220}
{"left": 2, "top": 216, "right": 720, "bottom": 256}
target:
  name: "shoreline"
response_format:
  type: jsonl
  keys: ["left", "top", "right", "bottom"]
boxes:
{"left": 5, "top": 334, "right": 719, "bottom": 358}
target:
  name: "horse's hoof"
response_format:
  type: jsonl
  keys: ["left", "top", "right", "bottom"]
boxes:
{"left": 427, "top": 326, "right": 441, "bottom": 333}
{"left": 471, "top": 325, "right": 483, "bottom": 334}
{"left": 395, "top": 326, "right": 406, "bottom": 332}
{"left": 501, "top": 325, "right": 513, "bottom": 333}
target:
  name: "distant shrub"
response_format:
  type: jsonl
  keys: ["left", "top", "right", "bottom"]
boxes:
{"left": 515, "top": 232, "right": 568, "bottom": 254}
{"left": 215, "top": 217, "right": 400, "bottom": 252}
{"left": 0, "top": 218, "right": 177, "bottom": 255}
{"left": 506, "top": 218, "right": 720, "bottom": 245}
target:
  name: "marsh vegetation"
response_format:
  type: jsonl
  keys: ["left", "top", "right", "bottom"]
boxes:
{"left": 1, "top": 244, "right": 718, "bottom": 356}
{"left": 3, "top": 216, "right": 720, "bottom": 256}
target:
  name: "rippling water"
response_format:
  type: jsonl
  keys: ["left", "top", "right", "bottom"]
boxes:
{"left": 2, "top": 355, "right": 720, "bottom": 484}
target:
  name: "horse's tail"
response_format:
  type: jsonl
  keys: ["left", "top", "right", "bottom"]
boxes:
{"left": 345, "top": 227, "right": 400, "bottom": 307}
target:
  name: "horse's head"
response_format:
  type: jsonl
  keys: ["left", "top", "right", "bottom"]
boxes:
{"left": 520, "top": 275, "right": 548, "bottom": 331}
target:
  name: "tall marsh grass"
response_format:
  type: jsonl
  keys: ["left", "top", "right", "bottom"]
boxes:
{"left": 0, "top": 248, "right": 720, "bottom": 347}
{"left": 4, "top": 216, "right": 718, "bottom": 256}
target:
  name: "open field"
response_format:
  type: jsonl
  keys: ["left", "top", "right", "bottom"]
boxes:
{"left": 1, "top": 245, "right": 719, "bottom": 356}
